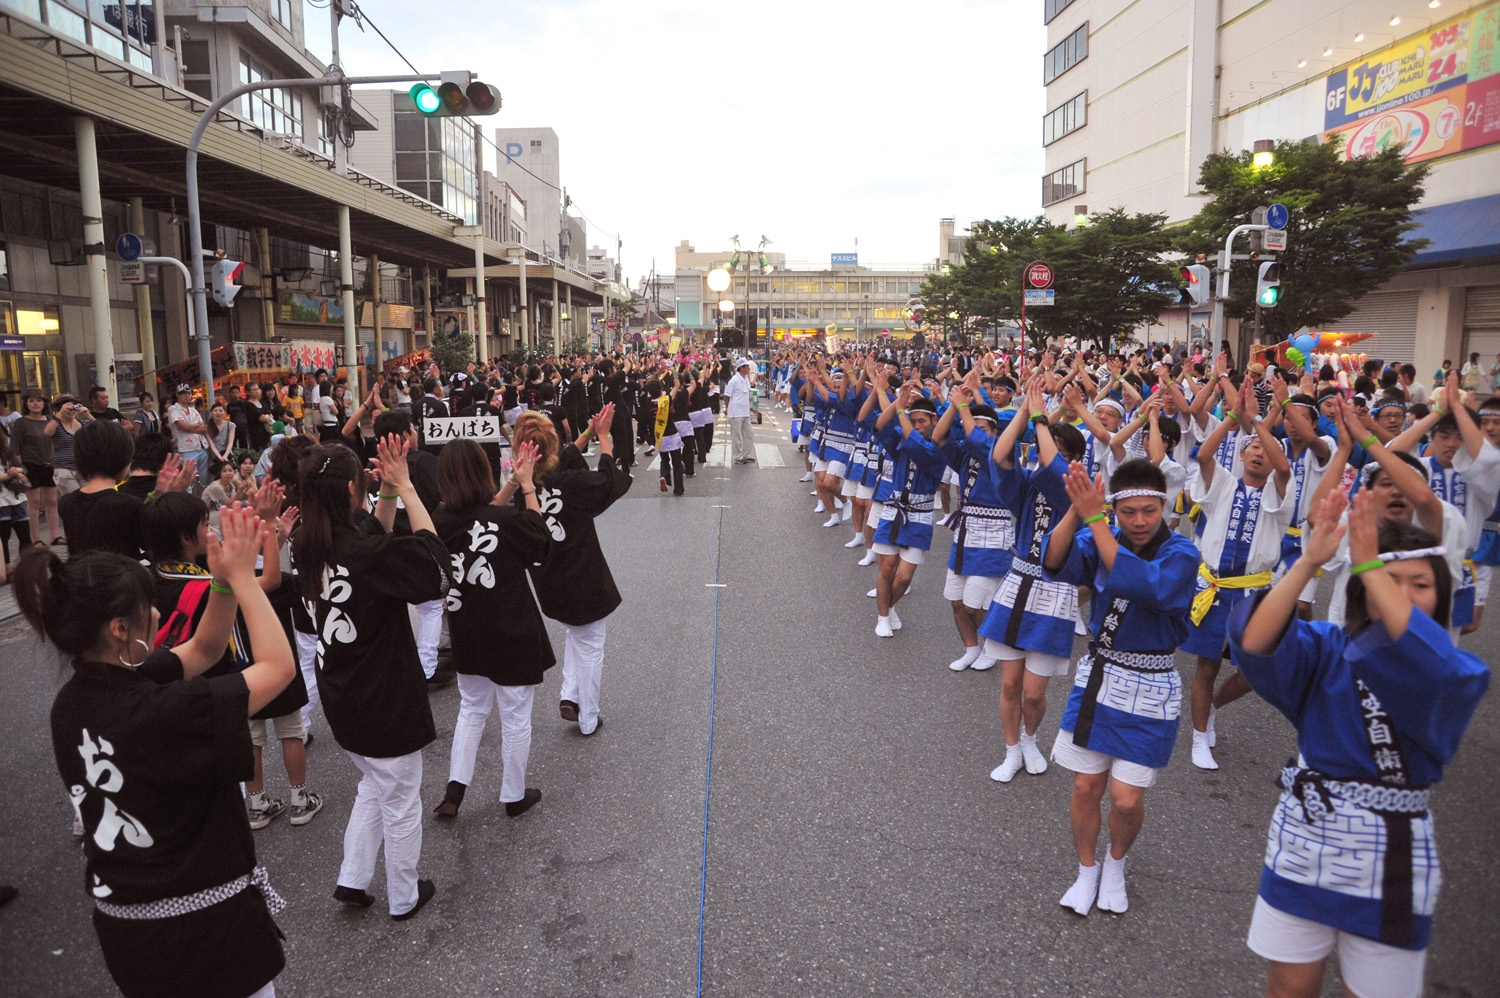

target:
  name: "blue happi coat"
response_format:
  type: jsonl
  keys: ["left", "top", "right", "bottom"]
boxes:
{"left": 871, "top": 422, "right": 946, "bottom": 551}
{"left": 978, "top": 453, "right": 1077, "bottom": 657}
{"left": 940, "top": 420, "right": 1016, "bottom": 580}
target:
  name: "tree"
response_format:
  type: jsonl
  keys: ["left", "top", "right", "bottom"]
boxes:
{"left": 1178, "top": 138, "right": 1429, "bottom": 342}
{"left": 429, "top": 331, "right": 474, "bottom": 375}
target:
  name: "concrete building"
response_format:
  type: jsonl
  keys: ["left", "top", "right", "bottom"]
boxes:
{"left": 1040, "top": 0, "right": 1500, "bottom": 377}
{"left": 0, "top": 0, "right": 613, "bottom": 399}
{"left": 493, "top": 127, "right": 567, "bottom": 262}
{"left": 673, "top": 240, "right": 929, "bottom": 344}
{"left": 939, "top": 218, "right": 966, "bottom": 268}
{"left": 482, "top": 172, "right": 526, "bottom": 246}
{"left": 348, "top": 90, "right": 482, "bottom": 226}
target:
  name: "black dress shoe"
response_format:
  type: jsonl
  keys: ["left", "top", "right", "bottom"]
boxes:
{"left": 426, "top": 667, "right": 455, "bottom": 690}
{"left": 334, "top": 885, "right": 375, "bottom": 908}
{"left": 505, "top": 787, "right": 541, "bottom": 818}
{"left": 559, "top": 699, "right": 579, "bottom": 722}
{"left": 580, "top": 715, "right": 604, "bottom": 737}
{"left": 391, "top": 879, "right": 436, "bottom": 921}
{"left": 433, "top": 780, "right": 466, "bottom": 818}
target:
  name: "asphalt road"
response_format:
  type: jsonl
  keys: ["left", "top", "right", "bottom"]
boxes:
{"left": 0, "top": 414, "right": 1495, "bottom": 997}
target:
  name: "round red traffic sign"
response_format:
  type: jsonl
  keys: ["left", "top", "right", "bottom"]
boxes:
{"left": 1026, "top": 261, "right": 1054, "bottom": 289}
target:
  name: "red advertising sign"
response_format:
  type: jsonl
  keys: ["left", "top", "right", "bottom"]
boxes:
{"left": 1026, "top": 261, "right": 1055, "bottom": 289}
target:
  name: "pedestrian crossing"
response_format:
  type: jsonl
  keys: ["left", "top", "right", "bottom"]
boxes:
{"left": 642, "top": 420, "right": 786, "bottom": 471}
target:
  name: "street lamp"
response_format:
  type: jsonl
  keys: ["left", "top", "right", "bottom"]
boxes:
{"left": 1252, "top": 138, "right": 1275, "bottom": 169}
{"left": 708, "top": 267, "right": 731, "bottom": 347}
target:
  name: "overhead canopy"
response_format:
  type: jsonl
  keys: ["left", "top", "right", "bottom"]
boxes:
{"left": 0, "top": 17, "right": 505, "bottom": 270}
{"left": 1406, "top": 192, "right": 1500, "bottom": 266}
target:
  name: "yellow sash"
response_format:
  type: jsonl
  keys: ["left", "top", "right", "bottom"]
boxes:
{"left": 654, "top": 394, "right": 671, "bottom": 445}
{"left": 1191, "top": 563, "right": 1274, "bottom": 625}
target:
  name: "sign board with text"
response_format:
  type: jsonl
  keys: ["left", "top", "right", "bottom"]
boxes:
{"left": 1263, "top": 228, "right": 1288, "bottom": 251}
{"left": 120, "top": 261, "right": 145, "bottom": 284}
{"left": 1026, "top": 261, "right": 1054, "bottom": 289}
{"left": 422, "top": 415, "right": 504, "bottom": 444}
{"left": 1023, "top": 289, "right": 1056, "bottom": 306}
{"left": 831, "top": 253, "right": 858, "bottom": 266}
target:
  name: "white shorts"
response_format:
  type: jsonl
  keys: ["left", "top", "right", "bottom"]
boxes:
{"left": 840, "top": 477, "right": 859, "bottom": 497}
{"left": 983, "top": 638, "right": 1071, "bottom": 677}
{"left": 1050, "top": 726, "right": 1157, "bottom": 788}
{"left": 942, "top": 466, "right": 959, "bottom": 486}
{"left": 868, "top": 501, "right": 885, "bottom": 521}
{"left": 814, "top": 459, "right": 830, "bottom": 473}
{"left": 1246, "top": 897, "right": 1426, "bottom": 998}
{"left": 249, "top": 710, "right": 308, "bottom": 748}
{"left": 1476, "top": 564, "right": 1492, "bottom": 607}
{"left": 944, "top": 569, "right": 1002, "bottom": 610}
{"left": 871, "top": 541, "right": 924, "bottom": 565}
{"left": 856, "top": 483, "right": 876, "bottom": 500}
{"left": 827, "top": 460, "right": 848, "bottom": 479}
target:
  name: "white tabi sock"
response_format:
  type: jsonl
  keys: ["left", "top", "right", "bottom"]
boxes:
{"left": 813, "top": 500, "right": 826, "bottom": 513}
{"left": 822, "top": 514, "right": 842, "bottom": 528}
{"left": 990, "top": 743, "right": 1024, "bottom": 783}
{"left": 1060, "top": 862, "right": 1100, "bottom": 916}
{"left": 948, "top": 645, "right": 981, "bottom": 671}
{"left": 858, "top": 551, "right": 877, "bottom": 566}
{"left": 1097, "top": 853, "right": 1128, "bottom": 913}
{"left": 1191, "top": 729, "right": 1219, "bottom": 770}
{"left": 887, "top": 606, "right": 902, "bottom": 630}
{"left": 841, "top": 501, "right": 853, "bottom": 521}
{"left": 875, "top": 615, "right": 894, "bottom": 638}
{"left": 799, "top": 471, "right": 814, "bottom": 482}
{"left": 1019, "top": 729, "right": 1048, "bottom": 774}
{"left": 844, "top": 533, "right": 864, "bottom": 548}
{"left": 1207, "top": 705, "right": 1218, "bottom": 748}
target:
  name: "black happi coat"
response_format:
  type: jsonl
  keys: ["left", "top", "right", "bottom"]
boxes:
{"left": 435, "top": 503, "right": 556, "bottom": 685}
{"left": 525, "top": 450, "right": 632, "bottom": 625}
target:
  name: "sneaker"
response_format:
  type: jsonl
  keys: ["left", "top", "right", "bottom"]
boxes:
{"left": 248, "top": 797, "right": 287, "bottom": 830}
{"left": 289, "top": 791, "right": 325, "bottom": 826}
{"left": 875, "top": 618, "right": 894, "bottom": 638}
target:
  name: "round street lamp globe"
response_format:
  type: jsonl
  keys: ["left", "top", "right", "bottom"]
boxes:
{"left": 718, "top": 299, "right": 735, "bottom": 313}
{"left": 707, "top": 268, "right": 731, "bottom": 293}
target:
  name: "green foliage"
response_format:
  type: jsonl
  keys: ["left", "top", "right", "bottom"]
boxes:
{"left": 921, "top": 210, "right": 1179, "bottom": 352}
{"left": 1177, "top": 138, "right": 1429, "bottom": 341}
{"left": 428, "top": 332, "right": 474, "bottom": 376}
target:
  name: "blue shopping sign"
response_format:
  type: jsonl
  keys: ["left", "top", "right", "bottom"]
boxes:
{"left": 116, "top": 232, "right": 142, "bottom": 261}
{"left": 831, "top": 252, "right": 858, "bottom": 266}
{"left": 0, "top": 335, "right": 24, "bottom": 350}
{"left": 1266, "top": 203, "right": 1289, "bottom": 230}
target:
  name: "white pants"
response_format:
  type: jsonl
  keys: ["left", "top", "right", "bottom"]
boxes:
{"left": 730, "top": 415, "right": 754, "bottom": 462}
{"left": 338, "top": 750, "right": 424, "bottom": 916}
{"left": 560, "top": 619, "right": 607, "bottom": 735}
{"left": 408, "top": 599, "right": 444, "bottom": 678}
{"left": 247, "top": 983, "right": 276, "bottom": 998}
{"left": 449, "top": 675, "right": 534, "bottom": 804}
{"left": 297, "top": 630, "right": 319, "bottom": 727}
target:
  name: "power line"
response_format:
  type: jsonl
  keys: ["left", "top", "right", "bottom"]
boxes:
{"left": 349, "top": 2, "right": 420, "bottom": 76}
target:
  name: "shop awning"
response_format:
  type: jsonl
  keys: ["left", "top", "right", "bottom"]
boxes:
{"left": 1407, "top": 193, "right": 1500, "bottom": 266}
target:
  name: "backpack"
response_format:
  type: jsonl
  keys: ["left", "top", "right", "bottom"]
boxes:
{"left": 154, "top": 579, "right": 211, "bottom": 651}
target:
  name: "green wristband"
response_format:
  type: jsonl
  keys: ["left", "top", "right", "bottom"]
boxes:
{"left": 1433, "top": 405, "right": 1447, "bottom": 417}
{"left": 378, "top": 491, "right": 399, "bottom": 500}
{"left": 209, "top": 581, "right": 233, "bottom": 596}
{"left": 1082, "top": 512, "right": 1107, "bottom": 525}
{"left": 1223, "top": 410, "right": 1238, "bottom": 422}
{"left": 1360, "top": 434, "right": 1379, "bottom": 449}
{"left": 1349, "top": 559, "right": 1385, "bottom": 577}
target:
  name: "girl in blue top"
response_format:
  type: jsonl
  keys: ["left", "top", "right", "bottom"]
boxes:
{"left": 1229, "top": 487, "right": 1488, "bottom": 998}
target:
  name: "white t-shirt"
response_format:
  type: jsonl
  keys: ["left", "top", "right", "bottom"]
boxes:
{"left": 165, "top": 402, "right": 207, "bottom": 453}
{"left": 726, "top": 373, "right": 752, "bottom": 418}
{"left": 1320, "top": 500, "right": 1467, "bottom": 628}
{"left": 1190, "top": 464, "right": 1293, "bottom": 575}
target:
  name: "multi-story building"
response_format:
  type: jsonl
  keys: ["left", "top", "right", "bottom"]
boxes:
{"left": 481, "top": 171, "right": 526, "bottom": 246}
{"left": 348, "top": 89, "right": 481, "bottom": 226}
{"left": 493, "top": 127, "right": 569, "bottom": 263}
{"left": 673, "top": 240, "right": 929, "bottom": 344}
{"left": 1039, "top": 0, "right": 1500, "bottom": 375}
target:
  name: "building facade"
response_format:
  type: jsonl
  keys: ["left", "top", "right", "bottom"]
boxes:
{"left": 673, "top": 240, "right": 929, "bottom": 343}
{"left": 1040, "top": 0, "right": 1500, "bottom": 377}
{"left": 348, "top": 90, "right": 481, "bottom": 226}
{"left": 493, "top": 127, "right": 571, "bottom": 263}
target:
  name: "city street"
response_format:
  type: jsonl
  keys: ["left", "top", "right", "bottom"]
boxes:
{"left": 0, "top": 417, "right": 1495, "bottom": 998}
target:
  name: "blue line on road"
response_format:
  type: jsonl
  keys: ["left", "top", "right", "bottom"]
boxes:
{"left": 696, "top": 474, "right": 727, "bottom": 996}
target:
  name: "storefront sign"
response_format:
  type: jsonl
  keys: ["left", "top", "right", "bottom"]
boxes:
{"left": 278, "top": 291, "right": 344, "bottom": 325}
{"left": 1324, "top": 4, "right": 1500, "bottom": 164}
{"left": 234, "top": 342, "right": 292, "bottom": 372}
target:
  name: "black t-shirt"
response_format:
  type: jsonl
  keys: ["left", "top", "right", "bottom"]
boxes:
{"left": 51, "top": 651, "right": 257, "bottom": 904}
{"left": 59, "top": 487, "right": 144, "bottom": 559}
{"left": 117, "top": 474, "right": 156, "bottom": 502}
{"left": 434, "top": 504, "right": 555, "bottom": 685}
{"left": 308, "top": 519, "right": 448, "bottom": 757}
{"left": 524, "top": 452, "right": 631, "bottom": 625}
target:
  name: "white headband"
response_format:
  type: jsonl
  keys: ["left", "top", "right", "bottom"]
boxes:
{"left": 1095, "top": 399, "right": 1126, "bottom": 417}
{"left": 1106, "top": 489, "right": 1168, "bottom": 502}
{"left": 1379, "top": 546, "right": 1446, "bottom": 563}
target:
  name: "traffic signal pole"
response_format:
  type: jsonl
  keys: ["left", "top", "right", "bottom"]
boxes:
{"left": 1212, "top": 223, "right": 1266, "bottom": 368}
{"left": 184, "top": 72, "right": 429, "bottom": 402}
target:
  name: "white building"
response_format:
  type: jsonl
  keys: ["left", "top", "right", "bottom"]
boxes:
{"left": 493, "top": 127, "right": 569, "bottom": 263}
{"left": 1040, "top": 0, "right": 1500, "bottom": 377}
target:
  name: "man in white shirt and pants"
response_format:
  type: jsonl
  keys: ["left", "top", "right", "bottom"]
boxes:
{"left": 728, "top": 358, "right": 756, "bottom": 464}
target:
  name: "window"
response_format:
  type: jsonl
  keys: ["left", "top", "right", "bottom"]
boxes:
{"left": 1044, "top": 23, "right": 1087, "bottom": 84}
{"left": 270, "top": 0, "right": 292, "bottom": 29}
{"left": 1042, "top": 158, "right": 1086, "bottom": 207}
{"left": 1044, "top": 0, "right": 1074, "bottom": 24}
{"left": 239, "top": 53, "right": 302, "bottom": 137}
{"left": 1043, "top": 92, "right": 1087, "bottom": 145}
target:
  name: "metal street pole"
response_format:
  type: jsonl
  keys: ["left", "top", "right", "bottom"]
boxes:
{"left": 1212, "top": 222, "right": 1267, "bottom": 369}
{"left": 184, "top": 72, "right": 430, "bottom": 402}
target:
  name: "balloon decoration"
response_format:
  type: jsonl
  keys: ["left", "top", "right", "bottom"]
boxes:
{"left": 1276, "top": 331, "right": 1378, "bottom": 371}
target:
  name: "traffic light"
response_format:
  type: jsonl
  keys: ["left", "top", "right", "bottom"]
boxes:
{"left": 211, "top": 258, "right": 243, "bottom": 307}
{"left": 1180, "top": 264, "right": 1210, "bottom": 308}
{"left": 1256, "top": 261, "right": 1283, "bottom": 307}
{"left": 409, "top": 73, "right": 502, "bottom": 118}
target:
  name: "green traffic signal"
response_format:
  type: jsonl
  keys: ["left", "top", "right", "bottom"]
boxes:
{"left": 410, "top": 83, "right": 442, "bottom": 115}
{"left": 1258, "top": 287, "right": 1281, "bottom": 306}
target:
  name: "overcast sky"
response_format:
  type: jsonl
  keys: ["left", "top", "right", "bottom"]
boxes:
{"left": 308, "top": 0, "right": 1045, "bottom": 283}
